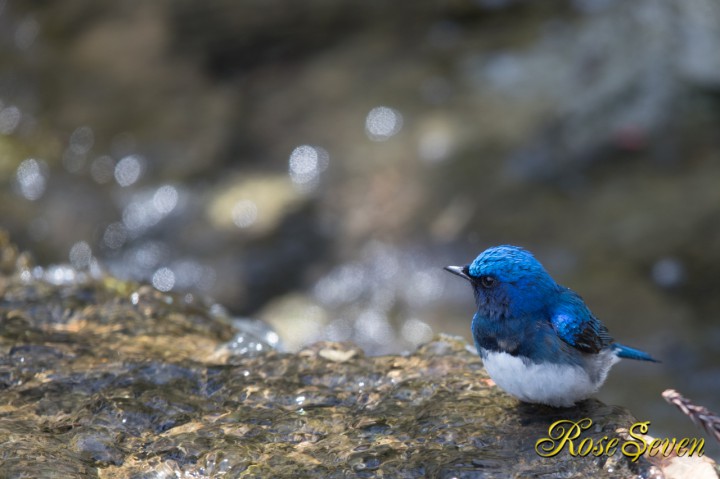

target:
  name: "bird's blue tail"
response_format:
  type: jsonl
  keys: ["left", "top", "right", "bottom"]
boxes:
{"left": 612, "top": 343, "right": 660, "bottom": 363}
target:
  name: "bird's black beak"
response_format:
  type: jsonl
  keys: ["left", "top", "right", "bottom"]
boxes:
{"left": 444, "top": 265, "right": 471, "bottom": 281}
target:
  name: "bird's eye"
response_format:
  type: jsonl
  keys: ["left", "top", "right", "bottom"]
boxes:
{"left": 480, "top": 275, "right": 496, "bottom": 288}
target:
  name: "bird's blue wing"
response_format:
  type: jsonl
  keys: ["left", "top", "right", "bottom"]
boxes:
{"left": 550, "top": 289, "right": 613, "bottom": 354}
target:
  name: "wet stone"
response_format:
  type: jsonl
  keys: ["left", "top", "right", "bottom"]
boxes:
{"left": 0, "top": 238, "right": 660, "bottom": 478}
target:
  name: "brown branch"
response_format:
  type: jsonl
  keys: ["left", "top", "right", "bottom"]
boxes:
{"left": 662, "top": 389, "right": 720, "bottom": 444}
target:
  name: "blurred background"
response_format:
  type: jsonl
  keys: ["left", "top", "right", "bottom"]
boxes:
{"left": 1, "top": 0, "right": 719, "bottom": 457}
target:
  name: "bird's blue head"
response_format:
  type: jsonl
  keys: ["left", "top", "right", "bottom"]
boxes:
{"left": 445, "top": 245, "right": 559, "bottom": 319}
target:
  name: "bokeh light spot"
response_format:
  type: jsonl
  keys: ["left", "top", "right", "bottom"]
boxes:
{"left": 288, "top": 145, "right": 328, "bottom": 188}
{"left": 401, "top": 318, "right": 434, "bottom": 346}
{"left": 115, "top": 154, "right": 144, "bottom": 187}
{"left": 355, "top": 310, "right": 395, "bottom": 346}
{"left": 290, "top": 145, "right": 317, "bottom": 176}
{"left": 152, "top": 267, "right": 175, "bottom": 292}
{"left": 365, "top": 106, "right": 403, "bottom": 141}
{"left": 324, "top": 318, "right": 353, "bottom": 342}
{"left": 314, "top": 263, "right": 365, "bottom": 306}
{"left": 0, "top": 105, "right": 21, "bottom": 134}
{"left": 16, "top": 158, "right": 47, "bottom": 201}
{"left": 69, "top": 241, "right": 92, "bottom": 270}
{"left": 69, "top": 126, "right": 95, "bottom": 155}
{"left": 103, "top": 222, "right": 128, "bottom": 249}
{"left": 122, "top": 202, "right": 149, "bottom": 233}
{"left": 153, "top": 185, "right": 178, "bottom": 215}
{"left": 128, "top": 241, "right": 167, "bottom": 270}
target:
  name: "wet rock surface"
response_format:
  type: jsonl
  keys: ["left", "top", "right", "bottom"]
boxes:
{"left": 0, "top": 237, "right": 664, "bottom": 478}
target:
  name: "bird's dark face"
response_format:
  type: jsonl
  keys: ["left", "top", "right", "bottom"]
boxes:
{"left": 445, "top": 245, "right": 558, "bottom": 320}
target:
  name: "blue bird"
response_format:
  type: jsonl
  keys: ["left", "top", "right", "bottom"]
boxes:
{"left": 445, "top": 245, "right": 658, "bottom": 407}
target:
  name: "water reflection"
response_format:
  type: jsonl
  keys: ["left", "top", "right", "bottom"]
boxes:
{"left": 313, "top": 263, "right": 366, "bottom": 306}
{"left": 69, "top": 126, "right": 95, "bottom": 155}
{"left": 24, "top": 263, "right": 102, "bottom": 286}
{"left": 63, "top": 126, "right": 94, "bottom": 173}
{"left": 69, "top": 241, "right": 92, "bottom": 270}
{"left": 152, "top": 185, "right": 179, "bottom": 215}
{"left": 288, "top": 144, "right": 328, "bottom": 190}
{"left": 401, "top": 318, "right": 434, "bottom": 346}
{"left": 15, "top": 158, "right": 47, "bottom": 201}
{"left": 403, "top": 270, "right": 444, "bottom": 308}
{"left": 0, "top": 104, "right": 21, "bottom": 134}
{"left": 152, "top": 266, "right": 175, "bottom": 292}
{"left": 125, "top": 241, "right": 169, "bottom": 271}
{"left": 365, "top": 106, "right": 403, "bottom": 141}
{"left": 355, "top": 309, "right": 395, "bottom": 346}
{"left": 114, "top": 154, "right": 144, "bottom": 187}
{"left": 325, "top": 317, "right": 353, "bottom": 342}
{"left": 103, "top": 222, "right": 128, "bottom": 250}
{"left": 121, "top": 186, "right": 181, "bottom": 236}
{"left": 295, "top": 242, "right": 458, "bottom": 354}
{"left": 170, "top": 259, "right": 215, "bottom": 291}
{"left": 40, "top": 265, "right": 81, "bottom": 285}
{"left": 105, "top": 236, "right": 217, "bottom": 294}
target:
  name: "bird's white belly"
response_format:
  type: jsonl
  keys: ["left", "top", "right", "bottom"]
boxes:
{"left": 481, "top": 350, "right": 617, "bottom": 407}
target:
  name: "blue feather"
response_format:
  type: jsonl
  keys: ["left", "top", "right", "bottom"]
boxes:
{"left": 446, "top": 245, "right": 660, "bottom": 406}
